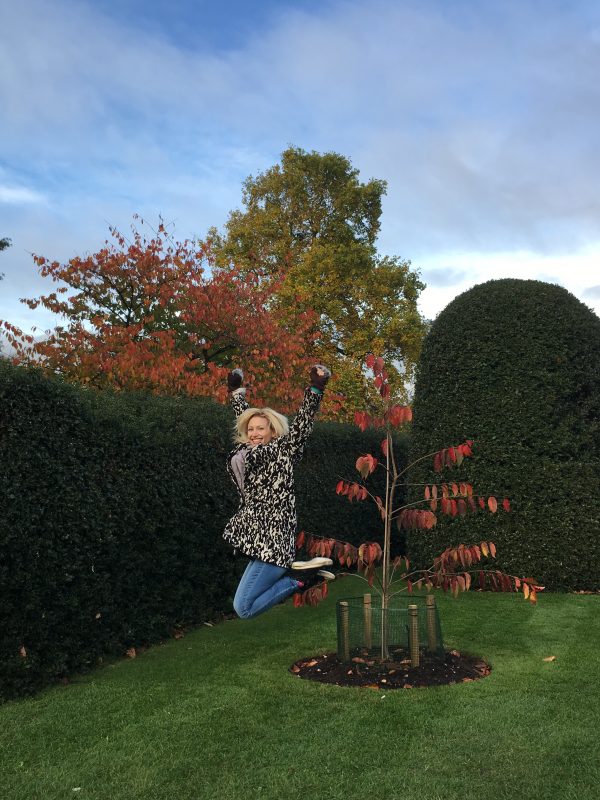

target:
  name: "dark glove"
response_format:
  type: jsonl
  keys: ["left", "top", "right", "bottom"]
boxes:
{"left": 310, "top": 365, "right": 331, "bottom": 392}
{"left": 227, "top": 368, "right": 244, "bottom": 392}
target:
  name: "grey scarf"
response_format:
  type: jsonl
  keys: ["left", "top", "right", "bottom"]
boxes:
{"left": 230, "top": 446, "right": 250, "bottom": 493}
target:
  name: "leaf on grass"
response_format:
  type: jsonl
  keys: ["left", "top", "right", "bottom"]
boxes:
{"left": 543, "top": 656, "right": 556, "bottom": 662}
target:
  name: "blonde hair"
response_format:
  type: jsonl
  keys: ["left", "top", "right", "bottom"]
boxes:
{"left": 234, "top": 407, "right": 289, "bottom": 444}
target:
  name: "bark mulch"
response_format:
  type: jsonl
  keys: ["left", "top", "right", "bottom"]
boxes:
{"left": 289, "top": 648, "right": 491, "bottom": 689}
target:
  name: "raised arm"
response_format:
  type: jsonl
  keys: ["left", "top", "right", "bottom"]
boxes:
{"left": 286, "top": 365, "right": 331, "bottom": 464}
{"left": 227, "top": 368, "right": 249, "bottom": 418}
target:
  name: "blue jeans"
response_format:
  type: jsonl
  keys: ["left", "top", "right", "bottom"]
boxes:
{"left": 233, "top": 559, "right": 300, "bottom": 619}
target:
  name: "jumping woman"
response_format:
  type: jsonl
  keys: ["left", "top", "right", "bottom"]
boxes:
{"left": 224, "top": 365, "right": 335, "bottom": 619}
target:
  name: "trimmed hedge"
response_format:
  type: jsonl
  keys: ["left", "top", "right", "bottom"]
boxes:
{"left": 0, "top": 361, "right": 403, "bottom": 700}
{"left": 407, "top": 279, "right": 600, "bottom": 591}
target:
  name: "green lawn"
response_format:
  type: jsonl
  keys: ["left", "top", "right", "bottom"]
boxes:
{"left": 1, "top": 577, "right": 599, "bottom": 800}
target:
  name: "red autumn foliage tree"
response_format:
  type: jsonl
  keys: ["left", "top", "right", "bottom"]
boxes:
{"left": 1, "top": 219, "right": 320, "bottom": 411}
{"left": 295, "top": 355, "right": 541, "bottom": 658}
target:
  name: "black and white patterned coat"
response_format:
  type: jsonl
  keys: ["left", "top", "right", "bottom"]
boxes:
{"left": 223, "top": 388, "right": 322, "bottom": 568}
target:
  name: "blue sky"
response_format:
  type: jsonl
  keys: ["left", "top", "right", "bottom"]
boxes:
{"left": 1, "top": 0, "right": 600, "bottom": 342}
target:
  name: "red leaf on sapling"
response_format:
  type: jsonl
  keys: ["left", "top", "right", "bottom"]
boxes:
{"left": 354, "top": 411, "right": 371, "bottom": 432}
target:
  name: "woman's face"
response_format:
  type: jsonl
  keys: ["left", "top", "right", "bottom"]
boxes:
{"left": 247, "top": 415, "right": 274, "bottom": 447}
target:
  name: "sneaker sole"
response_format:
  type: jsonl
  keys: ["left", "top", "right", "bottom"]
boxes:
{"left": 316, "top": 570, "right": 335, "bottom": 581}
{"left": 291, "top": 557, "right": 333, "bottom": 570}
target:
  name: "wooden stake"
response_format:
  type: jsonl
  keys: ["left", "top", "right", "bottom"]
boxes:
{"left": 426, "top": 594, "right": 437, "bottom": 652}
{"left": 363, "top": 593, "right": 372, "bottom": 650}
{"left": 339, "top": 601, "right": 350, "bottom": 662}
{"left": 408, "top": 604, "right": 420, "bottom": 667}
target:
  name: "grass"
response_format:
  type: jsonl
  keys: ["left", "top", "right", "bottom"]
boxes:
{"left": 1, "top": 576, "right": 599, "bottom": 800}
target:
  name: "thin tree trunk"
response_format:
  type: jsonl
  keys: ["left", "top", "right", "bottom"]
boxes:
{"left": 380, "top": 430, "right": 392, "bottom": 660}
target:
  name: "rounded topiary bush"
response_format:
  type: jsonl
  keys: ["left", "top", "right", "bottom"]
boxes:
{"left": 407, "top": 278, "right": 600, "bottom": 591}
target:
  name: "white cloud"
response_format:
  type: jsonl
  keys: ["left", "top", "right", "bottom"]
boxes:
{"left": 417, "top": 245, "right": 600, "bottom": 321}
{"left": 0, "top": 185, "right": 46, "bottom": 205}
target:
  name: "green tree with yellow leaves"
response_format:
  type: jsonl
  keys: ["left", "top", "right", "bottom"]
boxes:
{"left": 210, "top": 147, "right": 427, "bottom": 418}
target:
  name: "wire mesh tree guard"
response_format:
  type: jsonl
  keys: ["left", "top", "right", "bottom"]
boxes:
{"left": 336, "top": 593, "right": 444, "bottom": 665}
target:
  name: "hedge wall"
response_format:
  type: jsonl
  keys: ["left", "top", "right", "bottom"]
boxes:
{"left": 407, "top": 278, "right": 600, "bottom": 591}
{"left": 0, "top": 361, "right": 403, "bottom": 700}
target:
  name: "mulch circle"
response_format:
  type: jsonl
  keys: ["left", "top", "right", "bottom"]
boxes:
{"left": 290, "top": 648, "right": 491, "bottom": 689}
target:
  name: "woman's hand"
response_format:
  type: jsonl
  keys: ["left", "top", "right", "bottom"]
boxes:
{"left": 310, "top": 365, "right": 331, "bottom": 392}
{"left": 227, "top": 368, "right": 244, "bottom": 392}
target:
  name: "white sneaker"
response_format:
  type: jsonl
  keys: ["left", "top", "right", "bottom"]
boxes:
{"left": 316, "top": 570, "right": 335, "bottom": 581}
{"left": 294, "top": 570, "right": 336, "bottom": 592}
{"left": 291, "top": 557, "right": 334, "bottom": 570}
